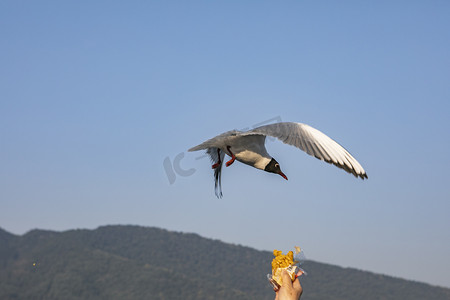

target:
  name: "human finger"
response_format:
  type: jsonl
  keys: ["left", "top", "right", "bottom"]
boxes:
{"left": 292, "top": 271, "right": 303, "bottom": 296}
{"left": 281, "top": 270, "right": 294, "bottom": 290}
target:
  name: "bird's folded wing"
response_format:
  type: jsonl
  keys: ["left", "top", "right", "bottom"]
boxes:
{"left": 245, "top": 122, "right": 367, "bottom": 179}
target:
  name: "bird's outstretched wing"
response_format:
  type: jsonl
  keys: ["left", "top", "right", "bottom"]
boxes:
{"left": 245, "top": 122, "right": 368, "bottom": 179}
{"left": 206, "top": 148, "right": 225, "bottom": 198}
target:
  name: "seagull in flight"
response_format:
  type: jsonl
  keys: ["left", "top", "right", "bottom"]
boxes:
{"left": 189, "top": 122, "right": 367, "bottom": 198}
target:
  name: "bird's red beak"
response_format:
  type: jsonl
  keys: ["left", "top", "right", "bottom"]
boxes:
{"left": 278, "top": 171, "right": 288, "bottom": 180}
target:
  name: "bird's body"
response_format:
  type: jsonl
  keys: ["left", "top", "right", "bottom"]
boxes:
{"left": 204, "top": 131, "right": 272, "bottom": 169}
{"left": 189, "top": 122, "right": 367, "bottom": 197}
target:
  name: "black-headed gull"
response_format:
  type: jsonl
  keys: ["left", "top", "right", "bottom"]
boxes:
{"left": 189, "top": 122, "right": 367, "bottom": 197}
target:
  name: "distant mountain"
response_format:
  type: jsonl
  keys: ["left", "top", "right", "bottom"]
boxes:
{"left": 0, "top": 225, "right": 449, "bottom": 300}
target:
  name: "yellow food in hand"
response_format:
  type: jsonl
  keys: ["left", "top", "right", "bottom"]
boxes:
{"left": 270, "top": 249, "right": 299, "bottom": 288}
{"left": 269, "top": 247, "right": 303, "bottom": 290}
{"left": 271, "top": 249, "right": 294, "bottom": 272}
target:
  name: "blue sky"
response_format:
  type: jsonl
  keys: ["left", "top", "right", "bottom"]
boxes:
{"left": 1, "top": 0, "right": 449, "bottom": 288}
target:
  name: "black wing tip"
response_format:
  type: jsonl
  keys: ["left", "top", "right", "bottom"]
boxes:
{"left": 358, "top": 173, "right": 368, "bottom": 180}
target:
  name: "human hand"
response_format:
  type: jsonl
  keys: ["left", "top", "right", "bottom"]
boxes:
{"left": 274, "top": 270, "right": 303, "bottom": 300}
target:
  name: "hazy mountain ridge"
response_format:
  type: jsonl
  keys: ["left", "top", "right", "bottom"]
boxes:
{"left": 0, "top": 225, "right": 449, "bottom": 300}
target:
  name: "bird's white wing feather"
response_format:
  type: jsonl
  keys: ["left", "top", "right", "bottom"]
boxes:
{"left": 188, "top": 130, "right": 239, "bottom": 152}
{"left": 245, "top": 122, "right": 367, "bottom": 179}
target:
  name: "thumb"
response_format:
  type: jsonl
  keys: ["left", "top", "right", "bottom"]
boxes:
{"left": 281, "top": 270, "right": 294, "bottom": 289}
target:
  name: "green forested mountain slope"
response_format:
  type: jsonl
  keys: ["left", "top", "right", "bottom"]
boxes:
{"left": 0, "top": 226, "right": 449, "bottom": 300}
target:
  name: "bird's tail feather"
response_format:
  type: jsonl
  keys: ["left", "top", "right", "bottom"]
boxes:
{"left": 206, "top": 148, "right": 225, "bottom": 198}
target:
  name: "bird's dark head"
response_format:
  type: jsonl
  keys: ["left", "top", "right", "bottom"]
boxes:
{"left": 264, "top": 158, "right": 288, "bottom": 180}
